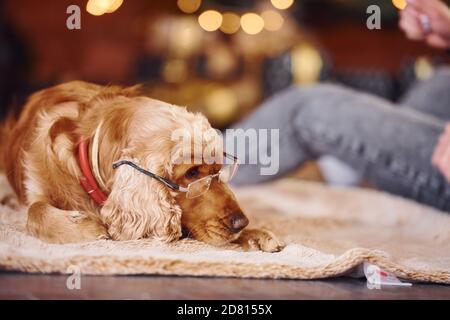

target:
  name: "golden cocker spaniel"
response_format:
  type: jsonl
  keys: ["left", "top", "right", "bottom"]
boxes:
{"left": 1, "top": 81, "right": 284, "bottom": 252}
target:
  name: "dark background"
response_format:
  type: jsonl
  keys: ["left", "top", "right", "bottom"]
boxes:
{"left": 1, "top": 0, "right": 449, "bottom": 127}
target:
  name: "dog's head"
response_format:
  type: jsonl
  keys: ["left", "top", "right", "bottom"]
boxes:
{"left": 173, "top": 162, "right": 248, "bottom": 246}
{"left": 96, "top": 95, "right": 248, "bottom": 244}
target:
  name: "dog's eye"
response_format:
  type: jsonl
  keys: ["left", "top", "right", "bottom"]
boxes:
{"left": 185, "top": 166, "right": 200, "bottom": 179}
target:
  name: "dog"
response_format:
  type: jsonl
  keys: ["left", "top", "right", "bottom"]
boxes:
{"left": 1, "top": 81, "right": 284, "bottom": 252}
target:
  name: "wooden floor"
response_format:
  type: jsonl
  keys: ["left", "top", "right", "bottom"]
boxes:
{"left": 1, "top": 272, "right": 449, "bottom": 299}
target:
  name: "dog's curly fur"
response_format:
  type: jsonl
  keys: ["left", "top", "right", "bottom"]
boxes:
{"left": 0, "top": 81, "right": 284, "bottom": 252}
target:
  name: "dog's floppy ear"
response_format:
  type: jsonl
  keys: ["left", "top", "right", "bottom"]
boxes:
{"left": 100, "top": 157, "right": 182, "bottom": 242}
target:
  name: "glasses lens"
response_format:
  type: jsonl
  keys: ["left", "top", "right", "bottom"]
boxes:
{"left": 186, "top": 176, "right": 212, "bottom": 199}
{"left": 219, "top": 162, "right": 239, "bottom": 183}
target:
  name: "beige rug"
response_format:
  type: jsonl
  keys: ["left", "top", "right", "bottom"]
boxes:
{"left": 0, "top": 177, "right": 449, "bottom": 284}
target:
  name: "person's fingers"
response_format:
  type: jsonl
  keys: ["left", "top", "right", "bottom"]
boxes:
{"left": 432, "top": 124, "right": 450, "bottom": 166}
{"left": 426, "top": 33, "right": 450, "bottom": 48}
{"left": 407, "top": 0, "right": 445, "bottom": 18}
{"left": 399, "top": 8, "right": 425, "bottom": 40}
{"left": 399, "top": 13, "right": 426, "bottom": 40}
{"left": 402, "top": 5, "right": 422, "bottom": 19}
{"left": 436, "top": 145, "right": 449, "bottom": 171}
{"left": 432, "top": 136, "right": 446, "bottom": 166}
{"left": 432, "top": 143, "right": 442, "bottom": 166}
{"left": 434, "top": 127, "right": 450, "bottom": 168}
{"left": 407, "top": 0, "right": 450, "bottom": 40}
{"left": 437, "top": 147, "right": 450, "bottom": 181}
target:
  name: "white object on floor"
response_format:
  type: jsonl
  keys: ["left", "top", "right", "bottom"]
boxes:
{"left": 318, "top": 155, "right": 362, "bottom": 186}
{"left": 363, "top": 262, "right": 412, "bottom": 289}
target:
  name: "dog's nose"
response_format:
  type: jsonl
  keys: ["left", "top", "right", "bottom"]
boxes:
{"left": 228, "top": 213, "right": 249, "bottom": 233}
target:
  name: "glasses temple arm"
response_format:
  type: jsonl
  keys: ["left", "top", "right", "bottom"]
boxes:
{"left": 112, "top": 160, "right": 183, "bottom": 191}
{"left": 223, "top": 152, "right": 239, "bottom": 163}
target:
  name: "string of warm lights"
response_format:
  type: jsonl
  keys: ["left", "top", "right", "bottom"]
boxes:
{"left": 84, "top": 0, "right": 409, "bottom": 19}
{"left": 86, "top": 0, "right": 124, "bottom": 16}
{"left": 177, "top": 0, "right": 295, "bottom": 35}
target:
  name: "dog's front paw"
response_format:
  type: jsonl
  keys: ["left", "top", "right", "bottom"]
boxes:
{"left": 235, "top": 228, "right": 285, "bottom": 253}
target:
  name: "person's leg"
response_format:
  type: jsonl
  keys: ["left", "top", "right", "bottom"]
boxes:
{"left": 318, "top": 66, "right": 450, "bottom": 188}
{"left": 230, "top": 84, "right": 450, "bottom": 211}
{"left": 227, "top": 86, "right": 316, "bottom": 184}
{"left": 400, "top": 67, "right": 450, "bottom": 120}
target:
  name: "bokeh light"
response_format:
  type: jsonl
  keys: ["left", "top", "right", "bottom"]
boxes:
{"left": 392, "top": 0, "right": 407, "bottom": 10}
{"left": 162, "top": 59, "right": 188, "bottom": 83}
{"left": 270, "top": 0, "right": 294, "bottom": 10}
{"left": 240, "top": 13, "right": 265, "bottom": 35}
{"left": 86, "top": 0, "right": 106, "bottom": 16}
{"left": 177, "top": 0, "right": 202, "bottom": 14}
{"left": 261, "top": 10, "right": 284, "bottom": 31}
{"left": 414, "top": 57, "right": 434, "bottom": 80}
{"left": 198, "top": 10, "right": 223, "bottom": 32}
{"left": 205, "top": 44, "right": 237, "bottom": 78}
{"left": 105, "top": 0, "right": 123, "bottom": 13}
{"left": 220, "top": 12, "right": 241, "bottom": 34}
{"left": 86, "top": 0, "right": 123, "bottom": 16}
{"left": 171, "top": 17, "right": 202, "bottom": 57}
{"left": 291, "top": 43, "right": 323, "bottom": 84}
{"left": 205, "top": 88, "right": 238, "bottom": 127}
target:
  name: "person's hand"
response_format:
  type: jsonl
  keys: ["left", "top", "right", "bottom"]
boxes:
{"left": 432, "top": 123, "right": 450, "bottom": 181}
{"left": 399, "top": 0, "right": 450, "bottom": 49}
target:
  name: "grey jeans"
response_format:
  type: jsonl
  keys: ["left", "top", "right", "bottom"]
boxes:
{"left": 230, "top": 68, "right": 450, "bottom": 212}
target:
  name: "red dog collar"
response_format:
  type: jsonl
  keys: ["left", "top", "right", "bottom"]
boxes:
{"left": 78, "top": 139, "right": 108, "bottom": 205}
